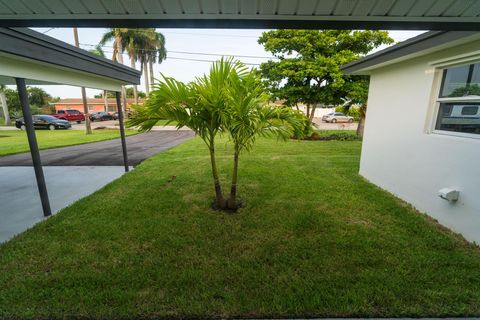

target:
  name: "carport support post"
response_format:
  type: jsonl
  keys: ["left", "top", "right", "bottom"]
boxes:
{"left": 15, "top": 78, "right": 52, "bottom": 217}
{"left": 115, "top": 91, "right": 129, "bottom": 172}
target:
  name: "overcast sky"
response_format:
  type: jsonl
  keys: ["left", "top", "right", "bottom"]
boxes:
{"left": 31, "top": 28, "right": 426, "bottom": 99}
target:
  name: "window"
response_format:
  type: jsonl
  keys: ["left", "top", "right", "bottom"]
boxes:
{"left": 88, "top": 105, "right": 94, "bottom": 111}
{"left": 434, "top": 63, "right": 480, "bottom": 136}
{"left": 461, "top": 106, "right": 478, "bottom": 115}
{"left": 107, "top": 106, "right": 117, "bottom": 112}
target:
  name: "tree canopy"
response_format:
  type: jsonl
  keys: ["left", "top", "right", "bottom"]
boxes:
{"left": 258, "top": 30, "right": 393, "bottom": 119}
{"left": 94, "top": 87, "right": 146, "bottom": 99}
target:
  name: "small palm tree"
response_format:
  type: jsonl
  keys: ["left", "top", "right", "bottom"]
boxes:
{"left": 128, "top": 58, "right": 245, "bottom": 209}
{"left": 128, "top": 58, "right": 302, "bottom": 211}
{"left": 224, "top": 70, "right": 303, "bottom": 208}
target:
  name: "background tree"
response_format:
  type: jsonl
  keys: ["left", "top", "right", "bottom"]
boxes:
{"left": 340, "top": 76, "right": 370, "bottom": 137}
{"left": 258, "top": 30, "right": 393, "bottom": 123}
{"left": 94, "top": 87, "right": 146, "bottom": 99}
{"left": 89, "top": 45, "right": 109, "bottom": 112}
{"left": 100, "top": 28, "right": 130, "bottom": 112}
{"left": 73, "top": 27, "right": 92, "bottom": 134}
{"left": 100, "top": 28, "right": 166, "bottom": 99}
{"left": 136, "top": 29, "right": 167, "bottom": 95}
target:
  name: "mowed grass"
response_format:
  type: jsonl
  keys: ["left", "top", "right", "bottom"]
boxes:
{"left": 0, "top": 129, "right": 137, "bottom": 156}
{"left": 1, "top": 137, "right": 480, "bottom": 318}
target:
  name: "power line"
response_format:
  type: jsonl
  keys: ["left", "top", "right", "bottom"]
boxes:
{"left": 161, "top": 31, "right": 260, "bottom": 38}
{"left": 80, "top": 43, "right": 276, "bottom": 60}
{"left": 42, "top": 28, "right": 55, "bottom": 34}
{"left": 166, "top": 56, "right": 260, "bottom": 66}
{"left": 85, "top": 47, "right": 261, "bottom": 66}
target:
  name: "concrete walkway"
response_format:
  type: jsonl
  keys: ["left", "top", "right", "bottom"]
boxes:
{"left": 0, "top": 131, "right": 194, "bottom": 166}
{"left": 0, "top": 166, "right": 126, "bottom": 243}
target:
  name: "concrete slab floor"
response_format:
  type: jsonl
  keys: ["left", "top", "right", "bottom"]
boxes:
{"left": 0, "top": 166, "right": 127, "bottom": 243}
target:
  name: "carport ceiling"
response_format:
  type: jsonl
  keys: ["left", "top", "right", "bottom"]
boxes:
{"left": 1, "top": 0, "right": 480, "bottom": 30}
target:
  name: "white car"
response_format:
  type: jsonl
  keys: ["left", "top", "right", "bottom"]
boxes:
{"left": 323, "top": 112, "right": 354, "bottom": 123}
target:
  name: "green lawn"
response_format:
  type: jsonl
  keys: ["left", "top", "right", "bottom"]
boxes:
{"left": 1, "top": 137, "right": 479, "bottom": 318}
{"left": 0, "top": 129, "right": 137, "bottom": 156}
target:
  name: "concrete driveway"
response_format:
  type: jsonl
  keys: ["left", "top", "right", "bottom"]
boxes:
{"left": 0, "top": 130, "right": 194, "bottom": 243}
{"left": 0, "top": 131, "right": 195, "bottom": 167}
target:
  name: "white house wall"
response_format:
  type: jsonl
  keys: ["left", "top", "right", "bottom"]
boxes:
{"left": 361, "top": 41, "right": 480, "bottom": 243}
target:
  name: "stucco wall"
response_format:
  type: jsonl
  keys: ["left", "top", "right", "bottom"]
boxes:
{"left": 361, "top": 41, "right": 480, "bottom": 243}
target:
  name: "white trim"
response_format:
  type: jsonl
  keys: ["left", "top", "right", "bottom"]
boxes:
{"left": 432, "top": 129, "right": 480, "bottom": 140}
{"left": 427, "top": 62, "right": 480, "bottom": 139}
{"left": 430, "top": 51, "right": 480, "bottom": 68}
{"left": 437, "top": 96, "right": 480, "bottom": 102}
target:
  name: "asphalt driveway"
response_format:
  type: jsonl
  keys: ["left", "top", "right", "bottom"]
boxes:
{"left": 0, "top": 131, "right": 195, "bottom": 166}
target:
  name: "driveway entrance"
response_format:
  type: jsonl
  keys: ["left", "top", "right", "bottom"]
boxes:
{"left": 0, "top": 131, "right": 194, "bottom": 166}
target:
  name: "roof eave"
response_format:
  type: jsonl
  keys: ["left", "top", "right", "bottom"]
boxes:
{"left": 342, "top": 31, "right": 480, "bottom": 75}
{"left": 0, "top": 28, "right": 141, "bottom": 85}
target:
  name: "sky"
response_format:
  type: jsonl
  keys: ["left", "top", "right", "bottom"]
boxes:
{"left": 30, "top": 28, "right": 426, "bottom": 99}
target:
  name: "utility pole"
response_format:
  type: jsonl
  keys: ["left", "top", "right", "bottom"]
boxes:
{"left": 73, "top": 27, "right": 92, "bottom": 135}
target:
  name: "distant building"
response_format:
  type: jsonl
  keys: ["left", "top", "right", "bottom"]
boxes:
{"left": 53, "top": 98, "right": 144, "bottom": 114}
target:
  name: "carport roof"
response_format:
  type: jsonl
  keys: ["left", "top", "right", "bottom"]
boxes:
{"left": 1, "top": 0, "right": 480, "bottom": 30}
{"left": 0, "top": 27, "right": 141, "bottom": 90}
{"left": 342, "top": 31, "right": 480, "bottom": 75}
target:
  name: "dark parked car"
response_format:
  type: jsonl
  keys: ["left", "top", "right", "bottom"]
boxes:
{"left": 15, "top": 115, "right": 71, "bottom": 130}
{"left": 90, "top": 112, "right": 115, "bottom": 122}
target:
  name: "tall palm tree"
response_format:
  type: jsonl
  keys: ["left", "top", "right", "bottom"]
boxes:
{"left": 146, "top": 30, "right": 167, "bottom": 90}
{"left": 0, "top": 85, "right": 10, "bottom": 125}
{"left": 89, "top": 45, "right": 109, "bottom": 112}
{"left": 99, "top": 28, "right": 130, "bottom": 113}
{"left": 73, "top": 27, "right": 92, "bottom": 134}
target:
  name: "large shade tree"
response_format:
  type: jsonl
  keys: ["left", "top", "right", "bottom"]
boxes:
{"left": 258, "top": 30, "right": 393, "bottom": 123}
{"left": 128, "top": 58, "right": 302, "bottom": 211}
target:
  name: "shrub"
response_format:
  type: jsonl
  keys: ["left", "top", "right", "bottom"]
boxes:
{"left": 305, "top": 131, "right": 361, "bottom": 141}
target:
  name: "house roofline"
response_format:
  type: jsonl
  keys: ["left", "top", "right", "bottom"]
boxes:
{"left": 341, "top": 31, "right": 480, "bottom": 75}
{"left": 0, "top": 28, "right": 141, "bottom": 85}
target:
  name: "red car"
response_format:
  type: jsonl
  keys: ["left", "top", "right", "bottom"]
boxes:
{"left": 53, "top": 109, "right": 85, "bottom": 123}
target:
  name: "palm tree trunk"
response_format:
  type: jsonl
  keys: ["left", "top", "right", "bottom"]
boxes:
{"left": 356, "top": 105, "right": 367, "bottom": 137}
{"left": 144, "top": 61, "right": 150, "bottom": 95}
{"left": 209, "top": 142, "right": 226, "bottom": 209}
{"left": 130, "top": 55, "right": 139, "bottom": 104}
{"left": 149, "top": 60, "right": 155, "bottom": 89}
{"left": 115, "top": 35, "right": 128, "bottom": 114}
{"left": 227, "top": 149, "right": 239, "bottom": 210}
{"left": 73, "top": 27, "right": 92, "bottom": 135}
{"left": 103, "top": 90, "right": 108, "bottom": 112}
{"left": 81, "top": 87, "right": 92, "bottom": 135}
{"left": 0, "top": 91, "right": 11, "bottom": 125}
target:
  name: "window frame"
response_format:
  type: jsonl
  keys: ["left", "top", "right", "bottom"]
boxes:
{"left": 430, "top": 62, "right": 480, "bottom": 140}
